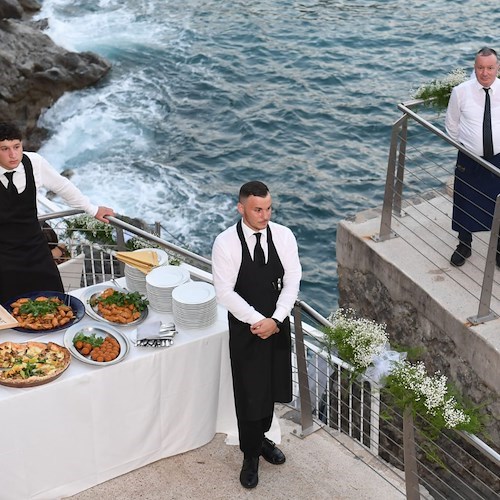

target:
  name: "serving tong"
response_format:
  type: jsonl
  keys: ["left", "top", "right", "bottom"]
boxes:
{"left": 135, "top": 322, "right": 177, "bottom": 347}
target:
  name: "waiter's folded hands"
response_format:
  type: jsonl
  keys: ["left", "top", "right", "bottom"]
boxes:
{"left": 250, "top": 318, "right": 280, "bottom": 339}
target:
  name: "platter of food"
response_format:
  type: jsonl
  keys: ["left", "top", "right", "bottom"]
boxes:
{"left": 4, "top": 291, "right": 85, "bottom": 333}
{"left": 82, "top": 284, "right": 149, "bottom": 326}
{"left": 0, "top": 341, "right": 71, "bottom": 388}
{"left": 63, "top": 321, "right": 130, "bottom": 366}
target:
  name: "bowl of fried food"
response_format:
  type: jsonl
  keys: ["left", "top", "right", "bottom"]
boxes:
{"left": 64, "top": 322, "right": 129, "bottom": 366}
{"left": 4, "top": 291, "right": 85, "bottom": 333}
{"left": 84, "top": 285, "right": 149, "bottom": 326}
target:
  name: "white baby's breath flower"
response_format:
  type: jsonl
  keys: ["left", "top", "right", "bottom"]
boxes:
{"left": 326, "top": 309, "right": 389, "bottom": 370}
{"left": 389, "top": 361, "right": 472, "bottom": 430}
{"left": 411, "top": 67, "right": 468, "bottom": 110}
{"left": 442, "top": 398, "right": 470, "bottom": 428}
{"left": 325, "top": 311, "right": 477, "bottom": 433}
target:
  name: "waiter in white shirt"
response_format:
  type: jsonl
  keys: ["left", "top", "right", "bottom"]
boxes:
{"left": 0, "top": 122, "right": 114, "bottom": 302}
{"left": 446, "top": 47, "right": 500, "bottom": 267}
{"left": 211, "top": 181, "right": 301, "bottom": 490}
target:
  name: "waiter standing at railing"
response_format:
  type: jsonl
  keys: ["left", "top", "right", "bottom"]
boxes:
{"left": 446, "top": 47, "right": 500, "bottom": 267}
{"left": 0, "top": 122, "right": 114, "bottom": 303}
{"left": 212, "top": 180, "right": 301, "bottom": 489}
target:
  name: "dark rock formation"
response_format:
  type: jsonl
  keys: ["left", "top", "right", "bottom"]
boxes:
{"left": 0, "top": 0, "right": 111, "bottom": 149}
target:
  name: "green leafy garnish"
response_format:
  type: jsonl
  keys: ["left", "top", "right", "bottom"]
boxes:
{"left": 91, "top": 290, "right": 148, "bottom": 312}
{"left": 19, "top": 298, "right": 61, "bottom": 317}
{"left": 21, "top": 361, "right": 42, "bottom": 378}
{"left": 73, "top": 332, "right": 104, "bottom": 347}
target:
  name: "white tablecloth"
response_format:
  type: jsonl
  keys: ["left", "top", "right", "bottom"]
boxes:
{"left": 0, "top": 281, "right": 280, "bottom": 500}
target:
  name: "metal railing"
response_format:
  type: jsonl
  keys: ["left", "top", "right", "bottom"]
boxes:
{"left": 376, "top": 99, "right": 500, "bottom": 324}
{"left": 289, "top": 301, "right": 500, "bottom": 500}
{"left": 41, "top": 209, "right": 500, "bottom": 499}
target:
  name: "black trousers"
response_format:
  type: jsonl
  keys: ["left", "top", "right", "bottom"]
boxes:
{"left": 238, "top": 413, "right": 273, "bottom": 458}
{"left": 459, "top": 230, "right": 500, "bottom": 249}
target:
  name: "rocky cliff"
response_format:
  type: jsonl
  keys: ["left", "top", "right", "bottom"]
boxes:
{"left": 0, "top": 0, "right": 111, "bottom": 149}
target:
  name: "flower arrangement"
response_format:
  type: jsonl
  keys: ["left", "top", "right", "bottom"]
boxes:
{"left": 324, "top": 308, "right": 389, "bottom": 372}
{"left": 62, "top": 214, "right": 181, "bottom": 264}
{"left": 63, "top": 215, "right": 159, "bottom": 250}
{"left": 323, "top": 308, "right": 480, "bottom": 434}
{"left": 64, "top": 214, "right": 115, "bottom": 245}
{"left": 385, "top": 361, "right": 480, "bottom": 434}
{"left": 412, "top": 68, "right": 468, "bottom": 111}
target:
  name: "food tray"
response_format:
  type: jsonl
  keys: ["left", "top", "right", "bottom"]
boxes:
{"left": 3, "top": 291, "right": 85, "bottom": 333}
{"left": 64, "top": 322, "right": 130, "bottom": 366}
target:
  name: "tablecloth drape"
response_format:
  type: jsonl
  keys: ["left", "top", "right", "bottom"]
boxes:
{"left": 0, "top": 279, "right": 280, "bottom": 499}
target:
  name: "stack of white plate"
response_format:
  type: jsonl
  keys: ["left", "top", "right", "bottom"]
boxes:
{"left": 124, "top": 248, "right": 169, "bottom": 295}
{"left": 145, "top": 265, "right": 191, "bottom": 313}
{"left": 172, "top": 281, "right": 218, "bottom": 329}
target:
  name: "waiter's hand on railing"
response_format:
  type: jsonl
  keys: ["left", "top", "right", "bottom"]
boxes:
{"left": 95, "top": 206, "right": 115, "bottom": 223}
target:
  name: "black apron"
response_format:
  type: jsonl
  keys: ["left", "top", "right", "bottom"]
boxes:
{"left": 452, "top": 151, "right": 500, "bottom": 233}
{"left": 228, "top": 221, "right": 292, "bottom": 421}
{"left": 0, "top": 154, "right": 63, "bottom": 303}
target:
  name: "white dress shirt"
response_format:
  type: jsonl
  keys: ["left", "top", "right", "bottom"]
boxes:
{"left": 445, "top": 77, "right": 500, "bottom": 157}
{"left": 211, "top": 219, "right": 301, "bottom": 325}
{"left": 0, "top": 152, "right": 98, "bottom": 216}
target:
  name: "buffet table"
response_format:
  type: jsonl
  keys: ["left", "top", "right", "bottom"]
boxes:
{"left": 0, "top": 280, "right": 279, "bottom": 500}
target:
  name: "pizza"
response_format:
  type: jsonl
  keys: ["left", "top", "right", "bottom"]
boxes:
{"left": 0, "top": 341, "right": 71, "bottom": 388}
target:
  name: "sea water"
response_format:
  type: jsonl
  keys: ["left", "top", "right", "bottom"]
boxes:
{"left": 34, "top": 0, "right": 500, "bottom": 314}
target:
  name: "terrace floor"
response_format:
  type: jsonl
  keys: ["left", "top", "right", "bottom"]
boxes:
{"left": 67, "top": 405, "right": 406, "bottom": 500}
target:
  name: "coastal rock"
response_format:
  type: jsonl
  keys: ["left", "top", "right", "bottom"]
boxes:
{"left": 0, "top": 0, "right": 23, "bottom": 19}
{"left": 0, "top": 13, "right": 110, "bottom": 149}
{"left": 18, "top": 0, "right": 41, "bottom": 12}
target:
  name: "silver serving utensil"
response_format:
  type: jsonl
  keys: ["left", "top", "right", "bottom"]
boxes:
{"left": 88, "top": 292, "right": 103, "bottom": 312}
{"left": 110, "top": 278, "right": 128, "bottom": 293}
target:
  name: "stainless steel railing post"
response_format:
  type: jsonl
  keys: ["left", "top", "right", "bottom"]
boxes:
{"left": 468, "top": 194, "right": 500, "bottom": 324}
{"left": 293, "top": 304, "right": 315, "bottom": 436}
{"left": 394, "top": 118, "right": 408, "bottom": 216}
{"left": 403, "top": 406, "right": 421, "bottom": 500}
{"left": 375, "top": 114, "right": 407, "bottom": 242}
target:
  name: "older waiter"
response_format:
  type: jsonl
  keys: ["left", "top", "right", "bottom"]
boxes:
{"left": 212, "top": 181, "right": 301, "bottom": 489}
{"left": 446, "top": 47, "right": 500, "bottom": 267}
{"left": 0, "top": 122, "right": 114, "bottom": 303}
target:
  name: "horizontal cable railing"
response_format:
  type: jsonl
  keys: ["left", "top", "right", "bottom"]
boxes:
{"left": 377, "top": 100, "right": 500, "bottom": 324}
{"left": 290, "top": 302, "right": 500, "bottom": 499}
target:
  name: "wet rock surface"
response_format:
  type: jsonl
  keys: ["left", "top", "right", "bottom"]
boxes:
{"left": 0, "top": 0, "right": 110, "bottom": 149}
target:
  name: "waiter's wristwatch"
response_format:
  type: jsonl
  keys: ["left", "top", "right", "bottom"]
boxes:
{"left": 272, "top": 318, "right": 283, "bottom": 328}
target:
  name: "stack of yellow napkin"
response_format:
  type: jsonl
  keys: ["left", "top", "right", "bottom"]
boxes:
{"left": 115, "top": 250, "right": 159, "bottom": 274}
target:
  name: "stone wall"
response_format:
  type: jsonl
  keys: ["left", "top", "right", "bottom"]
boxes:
{"left": 336, "top": 210, "right": 500, "bottom": 450}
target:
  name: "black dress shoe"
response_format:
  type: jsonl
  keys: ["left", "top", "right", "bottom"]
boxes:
{"left": 450, "top": 243, "right": 471, "bottom": 267}
{"left": 240, "top": 457, "right": 259, "bottom": 489}
{"left": 261, "top": 437, "right": 286, "bottom": 465}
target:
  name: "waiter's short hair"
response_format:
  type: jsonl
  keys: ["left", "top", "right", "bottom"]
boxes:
{"left": 239, "top": 181, "right": 269, "bottom": 200}
{"left": 0, "top": 123, "right": 22, "bottom": 142}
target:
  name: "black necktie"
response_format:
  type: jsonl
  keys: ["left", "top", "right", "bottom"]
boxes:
{"left": 483, "top": 87, "right": 494, "bottom": 159}
{"left": 4, "top": 172, "right": 18, "bottom": 195}
{"left": 253, "top": 232, "right": 265, "bottom": 265}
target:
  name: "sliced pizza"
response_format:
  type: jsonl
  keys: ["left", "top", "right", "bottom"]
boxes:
{"left": 0, "top": 341, "right": 71, "bottom": 387}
